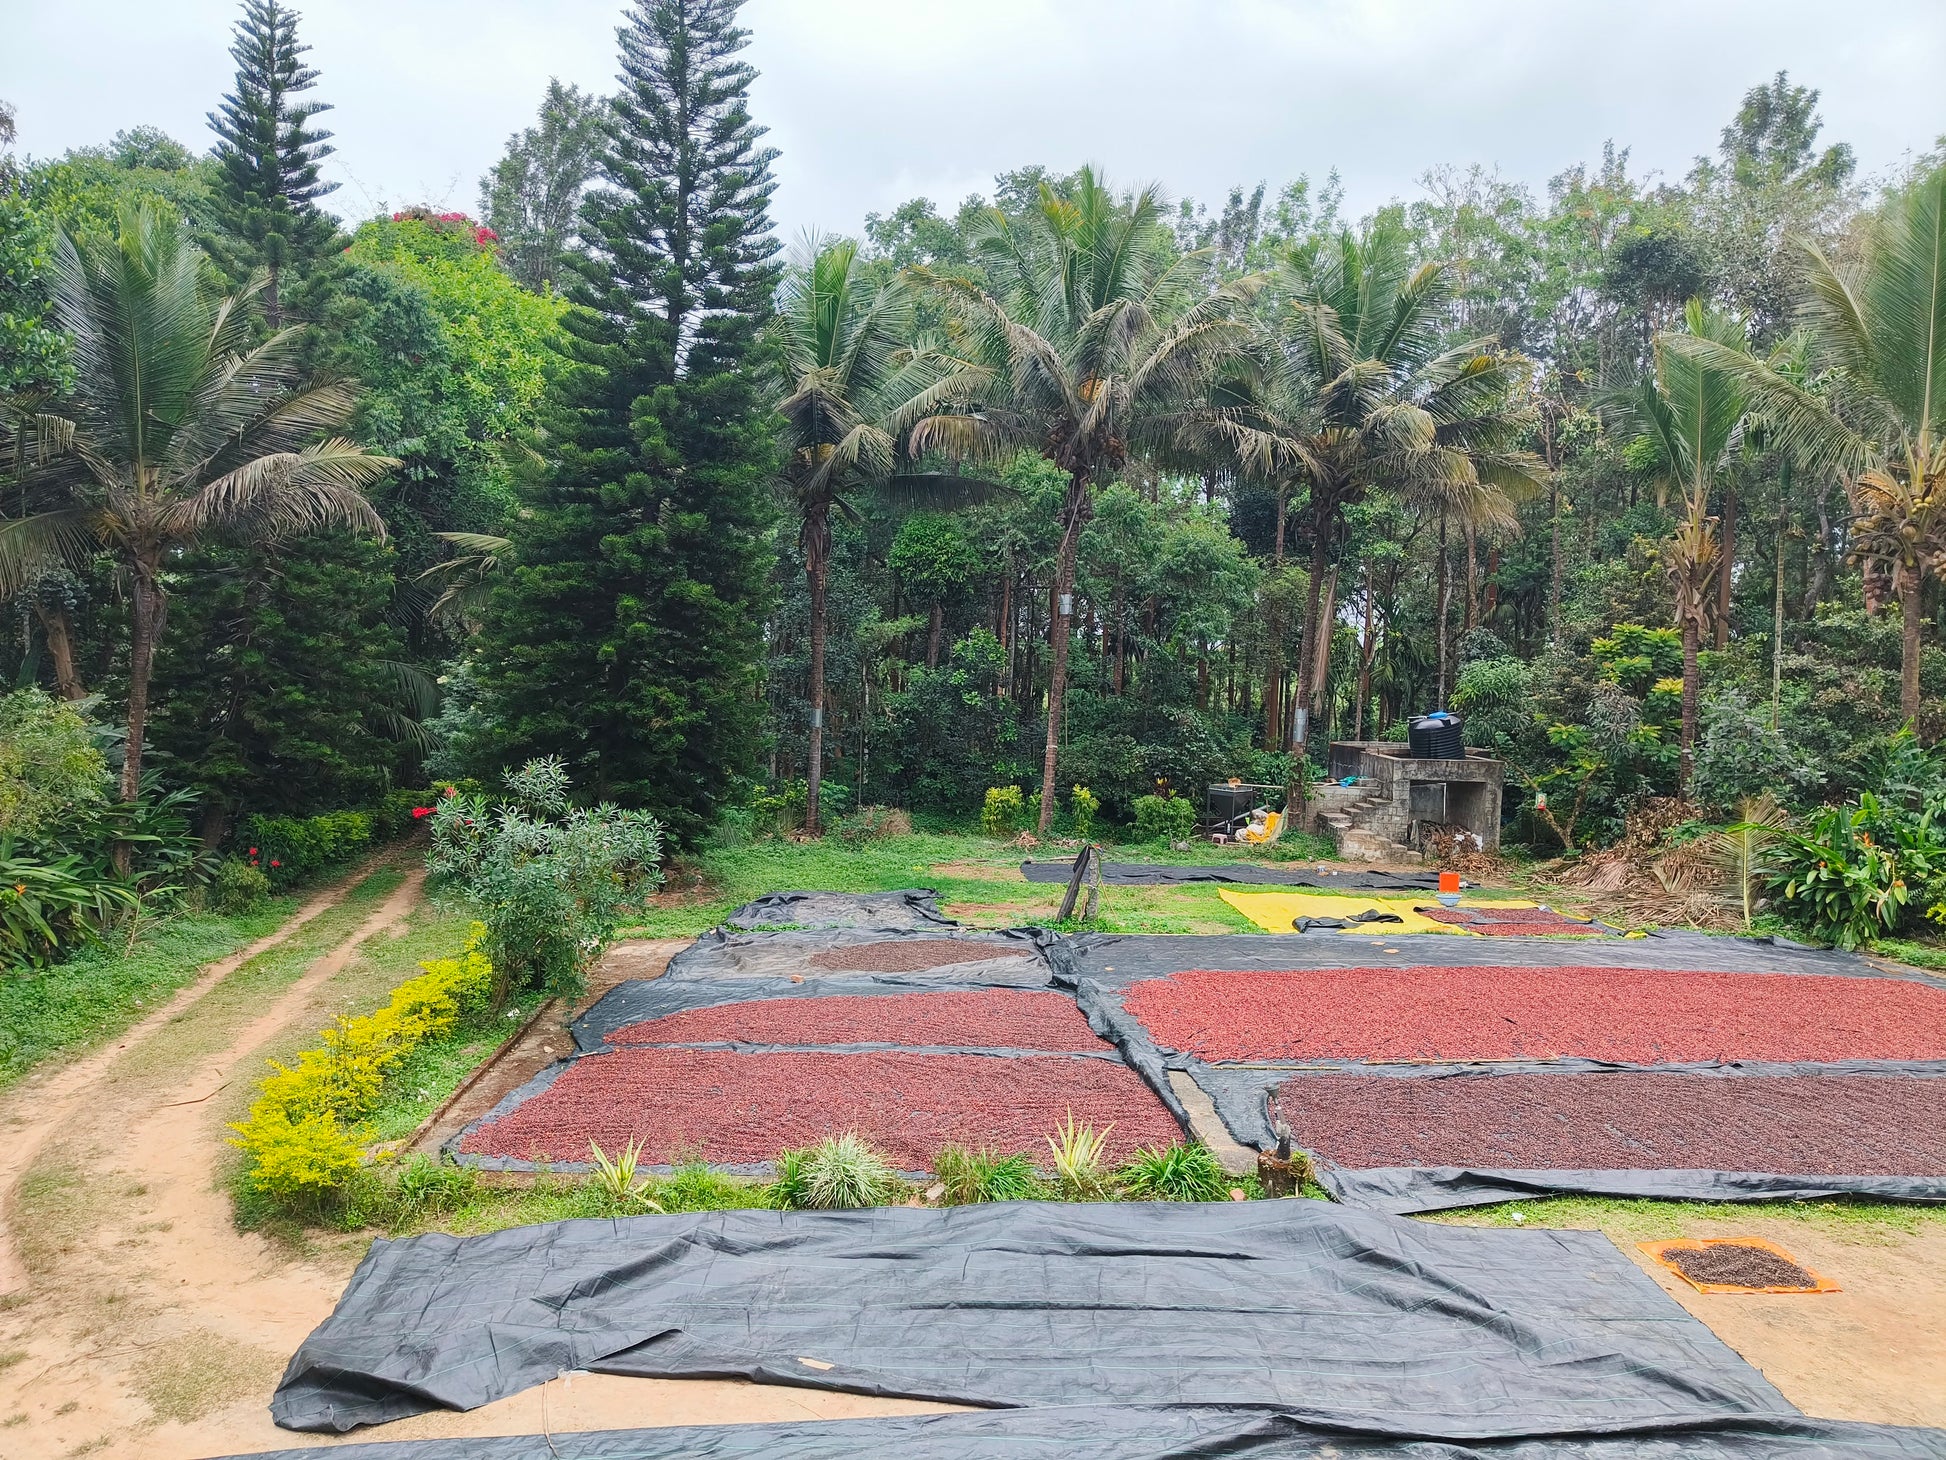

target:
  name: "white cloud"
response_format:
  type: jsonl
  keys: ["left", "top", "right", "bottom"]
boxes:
{"left": 7, "top": 0, "right": 1943, "bottom": 238}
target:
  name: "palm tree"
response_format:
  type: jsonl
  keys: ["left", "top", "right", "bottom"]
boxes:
{"left": 773, "top": 236, "right": 915, "bottom": 836}
{"left": 1614, "top": 299, "right": 1751, "bottom": 790}
{"left": 1223, "top": 217, "right": 1542, "bottom": 738}
{"left": 1666, "top": 164, "right": 1946, "bottom": 725}
{"left": 0, "top": 206, "right": 391, "bottom": 801}
{"left": 906, "top": 169, "right": 1260, "bottom": 832}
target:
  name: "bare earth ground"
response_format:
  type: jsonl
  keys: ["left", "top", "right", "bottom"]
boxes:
{"left": 0, "top": 873, "right": 1941, "bottom": 1457}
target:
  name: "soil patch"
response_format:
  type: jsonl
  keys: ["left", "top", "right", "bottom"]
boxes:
{"left": 807, "top": 939, "right": 1032, "bottom": 972}
{"left": 1273, "top": 1071, "right": 1946, "bottom": 1174}
{"left": 458, "top": 1048, "right": 1181, "bottom": 1169}
{"left": 607, "top": 989, "right": 1108, "bottom": 1052}
{"left": 1664, "top": 1243, "right": 1818, "bottom": 1290}
{"left": 1123, "top": 964, "right": 1946, "bottom": 1064}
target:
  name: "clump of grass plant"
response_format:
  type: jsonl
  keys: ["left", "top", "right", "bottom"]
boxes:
{"left": 770, "top": 1132, "right": 900, "bottom": 1209}
{"left": 1044, "top": 1112, "right": 1114, "bottom": 1200}
{"left": 1115, "top": 1141, "right": 1232, "bottom": 1202}
{"left": 587, "top": 1138, "right": 665, "bottom": 1213}
{"left": 932, "top": 1144, "right": 1044, "bottom": 1204}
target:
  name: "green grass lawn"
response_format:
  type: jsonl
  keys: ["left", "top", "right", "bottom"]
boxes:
{"left": 632, "top": 827, "right": 1366, "bottom": 938}
{"left": 0, "top": 898, "right": 299, "bottom": 1090}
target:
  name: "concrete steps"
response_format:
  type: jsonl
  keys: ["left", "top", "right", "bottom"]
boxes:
{"left": 1313, "top": 781, "right": 1419, "bottom": 863}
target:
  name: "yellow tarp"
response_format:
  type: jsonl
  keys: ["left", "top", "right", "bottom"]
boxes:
{"left": 1218, "top": 888, "right": 1542, "bottom": 935}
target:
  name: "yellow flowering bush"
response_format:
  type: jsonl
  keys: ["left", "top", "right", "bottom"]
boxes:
{"left": 231, "top": 923, "right": 494, "bottom": 1204}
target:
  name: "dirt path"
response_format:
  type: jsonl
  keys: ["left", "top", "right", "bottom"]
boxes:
{"left": 0, "top": 867, "right": 377, "bottom": 1297}
{"left": 0, "top": 883, "right": 949, "bottom": 1458}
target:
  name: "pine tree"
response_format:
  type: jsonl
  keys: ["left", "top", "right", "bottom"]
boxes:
{"left": 206, "top": 0, "right": 339, "bottom": 327}
{"left": 463, "top": 0, "right": 780, "bottom": 846}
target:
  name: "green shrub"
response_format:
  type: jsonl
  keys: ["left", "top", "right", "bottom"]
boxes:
{"left": 981, "top": 785, "right": 1025, "bottom": 838}
{"left": 428, "top": 758, "right": 664, "bottom": 1001}
{"left": 933, "top": 1144, "right": 1045, "bottom": 1204}
{"left": 1131, "top": 794, "right": 1194, "bottom": 845}
{"left": 371, "top": 787, "right": 460, "bottom": 842}
{"left": 0, "top": 688, "right": 106, "bottom": 839}
{"left": 1069, "top": 785, "right": 1099, "bottom": 841}
{"left": 836, "top": 804, "right": 912, "bottom": 846}
{"left": 211, "top": 858, "right": 272, "bottom": 914}
{"left": 1766, "top": 794, "right": 1946, "bottom": 948}
{"left": 239, "top": 809, "right": 374, "bottom": 888}
{"left": 230, "top": 924, "right": 495, "bottom": 1207}
{"left": 1115, "top": 1141, "right": 1233, "bottom": 1202}
{"left": 0, "top": 851, "right": 140, "bottom": 967}
{"left": 768, "top": 1132, "right": 899, "bottom": 1209}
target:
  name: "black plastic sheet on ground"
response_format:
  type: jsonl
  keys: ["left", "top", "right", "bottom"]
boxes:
{"left": 1048, "top": 933, "right": 1946, "bottom": 1212}
{"left": 1022, "top": 860, "right": 1458, "bottom": 889}
{"left": 269, "top": 1200, "right": 1796, "bottom": 1437}
{"left": 571, "top": 971, "right": 1085, "bottom": 1054}
{"left": 725, "top": 889, "right": 959, "bottom": 930}
{"left": 224, "top": 1404, "right": 1946, "bottom": 1460}
{"left": 664, "top": 926, "right": 1055, "bottom": 985}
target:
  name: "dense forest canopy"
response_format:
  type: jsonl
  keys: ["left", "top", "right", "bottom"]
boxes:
{"left": 2, "top": 0, "right": 1945, "bottom": 876}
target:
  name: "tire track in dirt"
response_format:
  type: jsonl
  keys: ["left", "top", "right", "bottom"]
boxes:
{"left": 0, "top": 861, "right": 395, "bottom": 1296}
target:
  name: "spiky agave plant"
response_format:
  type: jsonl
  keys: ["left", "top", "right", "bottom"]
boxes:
{"left": 1044, "top": 1111, "right": 1114, "bottom": 1200}
{"left": 586, "top": 1138, "right": 663, "bottom": 1212}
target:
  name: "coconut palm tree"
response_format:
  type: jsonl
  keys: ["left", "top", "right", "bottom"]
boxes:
{"left": 773, "top": 236, "right": 915, "bottom": 836}
{"left": 0, "top": 206, "right": 391, "bottom": 802}
{"left": 1220, "top": 217, "right": 1543, "bottom": 738}
{"left": 905, "top": 169, "right": 1261, "bottom": 832}
{"left": 1665, "top": 164, "right": 1946, "bottom": 726}
{"left": 1613, "top": 299, "right": 1751, "bottom": 790}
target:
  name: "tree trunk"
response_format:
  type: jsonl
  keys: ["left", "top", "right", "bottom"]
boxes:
{"left": 1111, "top": 574, "right": 1126, "bottom": 694}
{"left": 1462, "top": 521, "right": 1478, "bottom": 634}
{"left": 999, "top": 568, "right": 1013, "bottom": 695}
{"left": 1772, "top": 500, "right": 1787, "bottom": 729}
{"left": 1293, "top": 495, "right": 1330, "bottom": 750}
{"left": 265, "top": 262, "right": 281, "bottom": 333}
{"left": 1037, "top": 478, "right": 1091, "bottom": 834}
{"left": 1679, "top": 610, "right": 1700, "bottom": 796}
{"left": 119, "top": 555, "right": 168, "bottom": 871}
{"left": 1354, "top": 561, "right": 1376, "bottom": 741}
{"left": 1434, "top": 510, "right": 1451, "bottom": 707}
{"left": 1262, "top": 486, "right": 1288, "bottom": 750}
{"left": 1308, "top": 562, "right": 1339, "bottom": 737}
{"left": 804, "top": 518, "right": 830, "bottom": 836}
{"left": 926, "top": 598, "right": 943, "bottom": 669}
{"left": 1484, "top": 548, "right": 1500, "bottom": 620}
{"left": 35, "top": 603, "right": 86, "bottom": 700}
{"left": 1900, "top": 559, "right": 1923, "bottom": 727}
{"left": 1714, "top": 483, "right": 1736, "bottom": 649}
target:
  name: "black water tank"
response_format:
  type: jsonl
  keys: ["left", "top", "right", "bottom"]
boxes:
{"left": 1408, "top": 711, "right": 1465, "bottom": 759}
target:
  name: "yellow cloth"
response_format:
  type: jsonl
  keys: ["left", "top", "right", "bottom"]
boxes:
{"left": 1218, "top": 889, "right": 1542, "bottom": 935}
{"left": 1237, "top": 810, "right": 1282, "bottom": 845}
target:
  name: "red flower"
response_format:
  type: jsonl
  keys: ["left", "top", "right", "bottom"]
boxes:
{"left": 248, "top": 848, "right": 258, "bottom": 856}
{"left": 411, "top": 806, "right": 434, "bottom": 819}
{"left": 270, "top": 859, "right": 281, "bottom": 868}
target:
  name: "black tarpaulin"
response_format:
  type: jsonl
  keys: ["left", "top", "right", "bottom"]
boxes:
{"left": 224, "top": 1406, "right": 1946, "bottom": 1460}
{"left": 1047, "top": 933, "right": 1946, "bottom": 1212}
{"left": 725, "top": 889, "right": 960, "bottom": 930}
{"left": 663, "top": 926, "right": 1055, "bottom": 985}
{"left": 270, "top": 1199, "right": 1797, "bottom": 1436}
{"left": 571, "top": 971, "right": 1088, "bottom": 1054}
{"left": 1022, "top": 861, "right": 1459, "bottom": 889}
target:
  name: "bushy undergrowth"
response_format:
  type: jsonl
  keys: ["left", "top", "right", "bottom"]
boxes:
{"left": 1131, "top": 794, "right": 1195, "bottom": 845}
{"left": 230, "top": 924, "right": 494, "bottom": 1206}
{"left": 428, "top": 757, "right": 664, "bottom": 1001}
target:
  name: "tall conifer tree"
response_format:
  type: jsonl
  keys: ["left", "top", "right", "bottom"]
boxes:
{"left": 464, "top": 0, "right": 780, "bottom": 844}
{"left": 206, "top": 0, "right": 338, "bottom": 326}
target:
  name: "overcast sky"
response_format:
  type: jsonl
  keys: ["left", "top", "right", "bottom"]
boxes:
{"left": 7, "top": 0, "right": 1944, "bottom": 240}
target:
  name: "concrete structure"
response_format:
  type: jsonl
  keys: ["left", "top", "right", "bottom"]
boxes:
{"left": 1312, "top": 741, "right": 1505, "bottom": 862}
